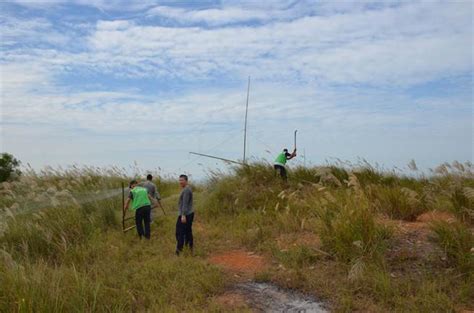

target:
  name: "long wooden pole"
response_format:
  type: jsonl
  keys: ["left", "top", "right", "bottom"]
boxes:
{"left": 122, "top": 182, "right": 136, "bottom": 233}
{"left": 243, "top": 76, "right": 250, "bottom": 163}
{"left": 189, "top": 152, "right": 244, "bottom": 165}
{"left": 121, "top": 182, "right": 125, "bottom": 231}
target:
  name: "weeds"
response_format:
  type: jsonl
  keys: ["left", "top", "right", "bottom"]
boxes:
{"left": 431, "top": 221, "right": 473, "bottom": 273}
{"left": 0, "top": 162, "right": 473, "bottom": 312}
{"left": 318, "top": 200, "right": 391, "bottom": 262}
{"left": 368, "top": 185, "right": 427, "bottom": 221}
{"left": 448, "top": 185, "right": 474, "bottom": 224}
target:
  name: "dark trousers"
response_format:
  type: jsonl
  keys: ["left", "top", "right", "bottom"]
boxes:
{"left": 176, "top": 212, "right": 194, "bottom": 253}
{"left": 274, "top": 164, "right": 287, "bottom": 181}
{"left": 135, "top": 205, "right": 151, "bottom": 239}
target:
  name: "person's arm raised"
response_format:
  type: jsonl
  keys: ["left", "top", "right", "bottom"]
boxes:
{"left": 288, "top": 149, "right": 297, "bottom": 160}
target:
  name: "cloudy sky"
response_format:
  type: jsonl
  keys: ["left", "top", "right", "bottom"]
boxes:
{"left": 0, "top": 0, "right": 472, "bottom": 178}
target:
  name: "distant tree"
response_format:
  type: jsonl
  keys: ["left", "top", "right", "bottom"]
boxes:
{"left": 0, "top": 153, "right": 21, "bottom": 182}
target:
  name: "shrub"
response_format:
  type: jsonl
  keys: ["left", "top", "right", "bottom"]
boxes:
{"left": 0, "top": 153, "right": 21, "bottom": 182}
{"left": 290, "top": 166, "right": 321, "bottom": 184}
{"left": 318, "top": 200, "right": 391, "bottom": 262}
{"left": 328, "top": 166, "right": 349, "bottom": 184}
{"left": 431, "top": 221, "right": 473, "bottom": 273}
{"left": 0, "top": 206, "right": 95, "bottom": 262}
{"left": 448, "top": 185, "right": 474, "bottom": 224}
{"left": 353, "top": 167, "right": 386, "bottom": 187}
{"left": 368, "top": 186, "right": 427, "bottom": 221}
{"left": 203, "top": 163, "right": 282, "bottom": 216}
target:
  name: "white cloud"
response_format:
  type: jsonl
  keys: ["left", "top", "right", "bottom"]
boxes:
{"left": 7, "top": 0, "right": 157, "bottom": 12}
{"left": 0, "top": 1, "right": 472, "bottom": 175}
{"left": 79, "top": 1, "right": 472, "bottom": 86}
{"left": 0, "top": 15, "right": 70, "bottom": 47}
{"left": 145, "top": 1, "right": 411, "bottom": 26}
{"left": 146, "top": 6, "right": 271, "bottom": 26}
{"left": 3, "top": 1, "right": 470, "bottom": 86}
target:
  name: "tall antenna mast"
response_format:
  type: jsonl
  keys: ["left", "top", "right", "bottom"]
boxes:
{"left": 243, "top": 76, "right": 250, "bottom": 164}
{"left": 189, "top": 76, "right": 251, "bottom": 167}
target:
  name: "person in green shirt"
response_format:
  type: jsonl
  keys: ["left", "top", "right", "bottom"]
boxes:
{"left": 274, "top": 148, "right": 296, "bottom": 181}
{"left": 123, "top": 180, "right": 154, "bottom": 239}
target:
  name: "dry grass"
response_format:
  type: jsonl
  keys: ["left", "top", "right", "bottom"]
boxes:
{"left": 1, "top": 161, "right": 473, "bottom": 312}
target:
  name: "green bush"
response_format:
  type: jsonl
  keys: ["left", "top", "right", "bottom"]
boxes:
{"left": 448, "top": 185, "right": 474, "bottom": 224}
{"left": 328, "top": 166, "right": 349, "bottom": 184}
{"left": 290, "top": 166, "right": 321, "bottom": 184}
{"left": 1, "top": 206, "right": 94, "bottom": 262}
{"left": 353, "top": 167, "right": 386, "bottom": 187}
{"left": 203, "top": 163, "right": 282, "bottom": 216}
{"left": 431, "top": 221, "right": 473, "bottom": 273}
{"left": 318, "top": 200, "right": 391, "bottom": 262}
{"left": 368, "top": 185, "right": 427, "bottom": 221}
{"left": 0, "top": 153, "right": 21, "bottom": 182}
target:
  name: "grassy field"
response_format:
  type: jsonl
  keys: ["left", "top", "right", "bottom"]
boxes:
{"left": 0, "top": 162, "right": 473, "bottom": 312}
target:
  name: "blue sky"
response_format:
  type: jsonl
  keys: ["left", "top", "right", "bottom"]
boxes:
{"left": 0, "top": 0, "right": 472, "bottom": 179}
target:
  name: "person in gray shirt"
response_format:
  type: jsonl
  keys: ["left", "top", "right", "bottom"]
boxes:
{"left": 139, "top": 174, "right": 165, "bottom": 221}
{"left": 176, "top": 174, "right": 194, "bottom": 255}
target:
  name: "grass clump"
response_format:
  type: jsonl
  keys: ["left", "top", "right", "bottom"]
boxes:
{"left": 1, "top": 161, "right": 473, "bottom": 312}
{"left": 203, "top": 164, "right": 282, "bottom": 216}
{"left": 273, "top": 245, "right": 320, "bottom": 268}
{"left": 368, "top": 186, "right": 427, "bottom": 221}
{"left": 431, "top": 221, "right": 473, "bottom": 273}
{"left": 0, "top": 202, "right": 118, "bottom": 263}
{"left": 448, "top": 185, "right": 474, "bottom": 224}
{"left": 318, "top": 200, "right": 391, "bottom": 263}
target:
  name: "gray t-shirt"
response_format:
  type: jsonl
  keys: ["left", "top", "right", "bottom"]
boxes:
{"left": 139, "top": 180, "right": 161, "bottom": 200}
{"left": 178, "top": 186, "right": 193, "bottom": 216}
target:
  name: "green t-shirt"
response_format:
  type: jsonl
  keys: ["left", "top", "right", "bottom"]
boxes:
{"left": 274, "top": 152, "right": 288, "bottom": 166}
{"left": 129, "top": 186, "right": 151, "bottom": 211}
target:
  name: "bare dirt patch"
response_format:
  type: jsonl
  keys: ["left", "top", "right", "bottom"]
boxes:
{"left": 380, "top": 215, "right": 446, "bottom": 276}
{"left": 416, "top": 211, "right": 457, "bottom": 223}
{"left": 208, "top": 250, "right": 268, "bottom": 276}
{"left": 209, "top": 249, "right": 328, "bottom": 312}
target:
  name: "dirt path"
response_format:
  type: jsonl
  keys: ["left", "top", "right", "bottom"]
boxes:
{"left": 208, "top": 249, "right": 328, "bottom": 312}
{"left": 209, "top": 250, "right": 268, "bottom": 279}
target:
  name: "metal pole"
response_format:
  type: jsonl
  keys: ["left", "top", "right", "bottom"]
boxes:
{"left": 243, "top": 76, "right": 250, "bottom": 163}
{"left": 304, "top": 148, "right": 306, "bottom": 167}
{"left": 158, "top": 201, "right": 166, "bottom": 216}
{"left": 294, "top": 130, "right": 298, "bottom": 151}
{"left": 189, "top": 151, "right": 244, "bottom": 165}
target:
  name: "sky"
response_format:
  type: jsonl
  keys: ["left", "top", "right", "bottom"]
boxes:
{"left": 0, "top": 0, "right": 472, "bottom": 179}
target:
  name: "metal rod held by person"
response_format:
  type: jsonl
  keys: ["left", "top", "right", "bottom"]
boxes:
{"left": 159, "top": 200, "right": 166, "bottom": 216}
{"left": 294, "top": 130, "right": 298, "bottom": 151}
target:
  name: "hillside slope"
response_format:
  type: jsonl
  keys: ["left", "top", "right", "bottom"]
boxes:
{"left": 0, "top": 163, "right": 473, "bottom": 312}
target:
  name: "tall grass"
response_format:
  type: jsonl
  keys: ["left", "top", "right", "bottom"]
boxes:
{"left": 0, "top": 203, "right": 117, "bottom": 263}
{"left": 431, "top": 221, "right": 473, "bottom": 273}
{"left": 318, "top": 199, "right": 391, "bottom": 262}
{"left": 448, "top": 185, "right": 474, "bottom": 224}
{"left": 1, "top": 161, "right": 473, "bottom": 312}
{"left": 0, "top": 166, "right": 228, "bottom": 312}
{"left": 367, "top": 185, "right": 427, "bottom": 221}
